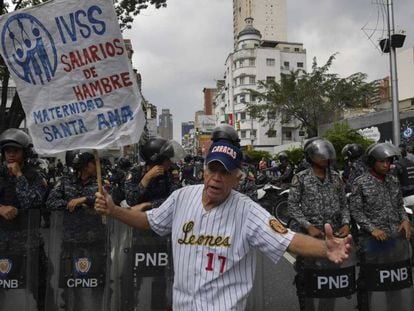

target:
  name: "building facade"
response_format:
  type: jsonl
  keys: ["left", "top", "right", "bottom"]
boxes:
{"left": 214, "top": 18, "right": 306, "bottom": 151}
{"left": 203, "top": 88, "right": 217, "bottom": 115}
{"left": 397, "top": 47, "right": 414, "bottom": 104}
{"left": 233, "top": 0, "right": 287, "bottom": 47}
{"left": 158, "top": 108, "right": 173, "bottom": 140}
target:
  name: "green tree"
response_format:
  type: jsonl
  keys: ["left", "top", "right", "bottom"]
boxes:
{"left": 322, "top": 122, "right": 374, "bottom": 169}
{"left": 0, "top": 0, "right": 167, "bottom": 133}
{"left": 246, "top": 54, "right": 376, "bottom": 138}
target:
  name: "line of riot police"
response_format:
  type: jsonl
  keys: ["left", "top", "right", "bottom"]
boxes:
{"left": 2, "top": 124, "right": 414, "bottom": 311}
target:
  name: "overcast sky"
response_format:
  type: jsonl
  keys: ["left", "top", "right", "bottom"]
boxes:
{"left": 124, "top": 0, "right": 414, "bottom": 142}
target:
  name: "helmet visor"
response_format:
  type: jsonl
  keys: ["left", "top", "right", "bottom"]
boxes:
{"left": 307, "top": 140, "right": 336, "bottom": 161}
{"left": 160, "top": 140, "right": 186, "bottom": 163}
{"left": 369, "top": 143, "right": 400, "bottom": 160}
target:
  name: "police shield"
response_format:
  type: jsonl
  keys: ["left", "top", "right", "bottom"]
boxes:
{"left": 295, "top": 248, "right": 358, "bottom": 311}
{"left": 108, "top": 201, "right": 173, "bottom": 311}
{"left": 109, "top": 202, "right": 173, "bottom": 311}
{"left": 0, "top": 209, "right": 42, "bottom": 311}
{"left": 357, "top": 235, "right": 414, "bottom": 311}
{"left": 44, "top": 208, "right": 110, "bottom": 310}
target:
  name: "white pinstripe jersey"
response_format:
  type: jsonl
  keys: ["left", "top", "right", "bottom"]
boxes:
{"left": 146, "top": 184, "right": 295, "bottom": 311}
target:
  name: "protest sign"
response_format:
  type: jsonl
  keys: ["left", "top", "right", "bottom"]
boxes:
{"left": 0, "top": 0, "right": 145, "bottom": 154}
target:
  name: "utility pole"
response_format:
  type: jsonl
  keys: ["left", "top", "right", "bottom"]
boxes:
{"left": 387, "top": 0, "right": 401, "bottom": 146}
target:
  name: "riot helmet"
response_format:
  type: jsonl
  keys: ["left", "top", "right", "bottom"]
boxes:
{"left": 0, "top": 128, "right": 33, "bottom": 158}
{"left": 342, "top": 143, "right": 364, "bottom": 161}
{"left": 303, "top": 137, "right": 320, "bottom": 152}
{"left": 65, "top": 150, "right": 78, "bottom": 168}
{"left": 72, "top": 151, "right": 95, "bottom": 171}
{"left": 305, "top": 138, "right": 336, "bottom": 163}
{"left": 365, "top": 142, "right": 400, "bottom": 167}
{"left": 117, "top": 157, "right": 132, "bottom": 170}
{"left": 278, "top": 152, "right": 288, "bottom": 162}
{"left": 140, "top": 137, "right": 175, "bottom": 165}
{"left": 211, "top": 124, "right": 241, "bottom": 148}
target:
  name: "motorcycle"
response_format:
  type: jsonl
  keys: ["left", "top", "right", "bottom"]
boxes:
{"left": 255, "top": 173, "right": 291, "bottom": 225}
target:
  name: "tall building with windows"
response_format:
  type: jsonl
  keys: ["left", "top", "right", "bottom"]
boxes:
{"left": 214, "top": 17, "right": 306, "bottom": 151}
{"left": 233, "top": 0, "right": 287, "bottom": 46}
{"left": 158, "top": 108, "right": 173, "bottom": 140}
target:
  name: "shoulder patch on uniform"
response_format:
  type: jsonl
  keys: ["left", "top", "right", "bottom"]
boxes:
{"left": 291, "top": 175, "right": 299, "bottom": 186}
{"left": 269, "top": 218, "right": 288, "bottom": 235}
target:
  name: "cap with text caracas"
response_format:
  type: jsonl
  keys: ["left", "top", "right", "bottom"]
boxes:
{"left": 205, "top": 141, "right": 243, "bottom": 172}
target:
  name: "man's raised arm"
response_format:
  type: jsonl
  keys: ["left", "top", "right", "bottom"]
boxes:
{"left": 95, "top": 192, "right": 151, "bottom": 230}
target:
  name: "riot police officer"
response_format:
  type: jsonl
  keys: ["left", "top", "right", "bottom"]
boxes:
{"left": 0, "top": 128, "right": 48, "bottom": 310}
{"left": 109, "top": 157, "right": 132, "bottom": 205}
{"left": 341, "top": 143, "right": 365, "bottom": 193}
{"left": 0, "top": 129, "right": 46, "bottom": 214}
{"left": 350, "top": 143, "right": 411, "bottom": 311}
{"left": 394, "top": 144, "right": 414, "bottom": 197}
{"left": 123, "top": 137, "right": 181, "bottom": 310}
{"left": 46, "top": 151, "right": 106, "bottom": 310}
{"left": 125, "top": 137, "right": 179, "bottom": 208}
{"left": 350, "top": 143, "right": 410, "bottom": 241}
{"left": 288, "top": 138, "right": 350, "bottom": 311}
{"left": 47, "top": 151, "right": 98, "bottom": 211}
{"left": 211, "top": 123, "right": 241, "bottom": 148}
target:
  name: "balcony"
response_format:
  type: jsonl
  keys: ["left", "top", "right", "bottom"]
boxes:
{"left": 233, "top": 49, "right": 256, "bottom": 61}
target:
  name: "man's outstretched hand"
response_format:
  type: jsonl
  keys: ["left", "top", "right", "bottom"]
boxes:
{"left": 325, "top": 223, "right": 353, "bottom": 264}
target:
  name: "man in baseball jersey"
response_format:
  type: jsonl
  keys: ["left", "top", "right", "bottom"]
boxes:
{"left": 95, "top": 141, "right": 352, "bottom": 310}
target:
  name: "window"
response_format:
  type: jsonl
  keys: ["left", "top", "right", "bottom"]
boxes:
{"left": 248, "top": 76, "right": 255, "bottom": 84}
{"left": 283, "top": 47, "right": 290, "bottom": 51}
{"left": 249, "top": 58, "right": 255, "bottom": 66}
{"left": 239, "top": 76, "right": 245, "bottom": 85}
{"left": 294, "top": 48, "right": 300, "bottom": 52}
{"left": 267, "top": 129, "right": 277, "bottom": 137}
{"left": 239, "top": 94, "right": 245, "bottom": 103}
{"left": 297, "top": 62, "right": 304, "bottom": 68}
{"left": 0, "top": 87, "right": 17, "bottom": 98}
{"left": 266, "top": 58, "right": 275, "bottom": 66}
{"left": 251, "top": 94, "right": 256, "bottom": 102}
{"left": 266, "top": 76, "right": 276, "bottom": 83}
{"left": 240, "top": 112, "right": 246, "bottom": 120}
{"left": 283, "top": 131, "right": 292, "bottom": 140}
{"left": 241, "top": 130, "right": 247, "bottom": 139}
{"left": 250, "top": 130, "right": 257, "bottom": 139}
{"left": 283, "top": 61, "right": 290, "bottom": 69}
{"left": 267, "top": 111, "right": 276, "bottom": 119}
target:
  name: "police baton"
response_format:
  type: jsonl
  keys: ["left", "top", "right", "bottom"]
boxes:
{"left": 94, "top": 149, "right": 107, "bottom": 224}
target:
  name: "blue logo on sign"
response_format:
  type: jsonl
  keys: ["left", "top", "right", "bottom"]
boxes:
{"left": 1, "top": 13, "right": 57, "bottom": 85}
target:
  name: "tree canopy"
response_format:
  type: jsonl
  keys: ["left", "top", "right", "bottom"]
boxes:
{"left": 246, "top": 54, "right": 377, "bottom": 138}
